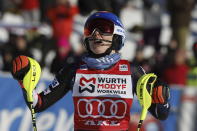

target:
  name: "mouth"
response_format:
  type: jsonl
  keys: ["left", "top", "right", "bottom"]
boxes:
{"left": 94, "top": 39, "right": 103, "bottom": 44}
{"left": 89, "top": 38, "right": 112, "bottom": 45}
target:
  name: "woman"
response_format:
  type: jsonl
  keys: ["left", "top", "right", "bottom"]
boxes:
{"left": 12, "top": 11, "right": 170, "bottom": 131}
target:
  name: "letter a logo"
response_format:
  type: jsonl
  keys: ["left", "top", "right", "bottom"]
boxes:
{"left": 79, "top": 77, "right": 96, "bottom": 93}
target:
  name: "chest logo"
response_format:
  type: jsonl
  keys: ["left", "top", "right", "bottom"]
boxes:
{"left": 119, "top": 64, "right": 128, "bottom": 71}
{"left": 79, "top": 77, "right": 96, "bottom": 93}
{"left": 77, "top": 99, "right": 127, "bottom": 119}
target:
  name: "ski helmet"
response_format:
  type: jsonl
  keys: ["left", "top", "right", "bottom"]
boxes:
{"left": 84, "top": 11, "right": 126, "bottom": 51}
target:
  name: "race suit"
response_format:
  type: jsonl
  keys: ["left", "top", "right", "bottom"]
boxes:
{"left": 31, "top": 59, "right": 170, "bottom": 131}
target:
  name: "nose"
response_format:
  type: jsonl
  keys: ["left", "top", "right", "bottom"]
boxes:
{"left": 92, "top": 29, "right": 102, "bottom": 38}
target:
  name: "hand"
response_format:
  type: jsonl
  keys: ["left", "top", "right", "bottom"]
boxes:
{"left": 12, "top": 56, "right": 40, "bottom": 105}
{"left": 12, "top": 55, "right": 30, "bottom": 81}
{"left": 152, "top": 80, "right": 170, "bottom": 104}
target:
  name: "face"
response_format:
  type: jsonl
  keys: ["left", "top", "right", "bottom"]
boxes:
{"left": 16, "top": 36, "right": 27, "bottom": 50}
{"left": 88, "top": 30, "right": 113, "bottom": 54}
{"left": 84, "top": 18, "right": 115, "bottom": 55}
{"left": 175, "top": 49, "right": 186, "bottom": 65}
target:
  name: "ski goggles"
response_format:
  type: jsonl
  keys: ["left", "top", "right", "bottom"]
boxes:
{"left": 84, "top": 18, "right": 115, "bottom": 36}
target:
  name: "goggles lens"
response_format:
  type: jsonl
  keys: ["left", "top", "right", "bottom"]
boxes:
{"left": 84, "top": 18, "right": 114, "bottom": 36}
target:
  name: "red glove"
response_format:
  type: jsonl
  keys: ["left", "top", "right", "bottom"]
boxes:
{"left": 152, "top": 80, "right": 170, "bottom": 104}
{"left": 12, "top": 55, "right": 30, "bottom": 81}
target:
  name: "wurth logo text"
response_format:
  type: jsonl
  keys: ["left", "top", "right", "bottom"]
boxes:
{"left": 97, "top": 77, "right": 126, "bottom": 90}
{"left": 96, "top": 77, "right": 127, "bottom": 95}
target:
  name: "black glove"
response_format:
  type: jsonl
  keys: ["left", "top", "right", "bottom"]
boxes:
{"left": 12, "top": 55, "right": 30, "bottom": 81}
{"left": 152, "top": 80, "right": 170, "bottom": 104}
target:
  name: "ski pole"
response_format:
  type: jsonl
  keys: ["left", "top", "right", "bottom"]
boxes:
{"left": 136, "top": 73, "right": 157, "bottom": 131}
{"left": 23, "top": 57, "right": 41, "bottom": 131}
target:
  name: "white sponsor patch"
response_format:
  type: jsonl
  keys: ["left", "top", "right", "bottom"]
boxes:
{"left": 119, "top": 64, "right": 128, "bottom": 71}
{"left": 73, "top": 74, "right": 133, "bottom": 98}
{"left": 44, "top": 78, "right": 60, "bottom": 95}
{"left": 51, "top": 78, "right": 60, "bottom": 88}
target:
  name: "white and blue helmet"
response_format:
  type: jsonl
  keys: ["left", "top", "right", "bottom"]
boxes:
{"left": 84, "top": 11, "right": 126, "bottom": 51}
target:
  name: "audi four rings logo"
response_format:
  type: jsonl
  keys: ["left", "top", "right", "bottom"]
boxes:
{"left": 79, "top": 77, "right": 96, "bottom": 93}
{"left": 77, "top": 99, "right": 127, "bottom": 119}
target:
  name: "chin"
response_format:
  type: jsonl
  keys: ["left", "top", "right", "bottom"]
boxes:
{"left": 94, "top": 51, "right": 105, "bottom": 54}
{"left": 91, "top": 47, "right": 105, "bottom": 54}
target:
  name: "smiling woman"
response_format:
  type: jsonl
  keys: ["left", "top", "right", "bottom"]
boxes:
{"left": 11, "top": 11, "right": 170, "bottom": 131}
{"left": 83, "top": 11, "right": 125, "bottom": 57}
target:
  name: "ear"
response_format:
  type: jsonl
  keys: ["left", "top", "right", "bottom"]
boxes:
{"left": 112, "top": 34, "right": 122, "bottom": 50}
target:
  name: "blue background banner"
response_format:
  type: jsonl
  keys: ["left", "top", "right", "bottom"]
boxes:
{"left": 0, "top": 75, "right": 74, "bottom": 131}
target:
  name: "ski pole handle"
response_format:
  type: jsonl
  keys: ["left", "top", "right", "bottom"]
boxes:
{"left": 136, "top": 73, "right": 157, "bottom": 131}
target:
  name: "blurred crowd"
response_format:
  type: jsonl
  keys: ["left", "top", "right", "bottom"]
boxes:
{"left": 0, "top": 0, "right": 197, "bottom": 88}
